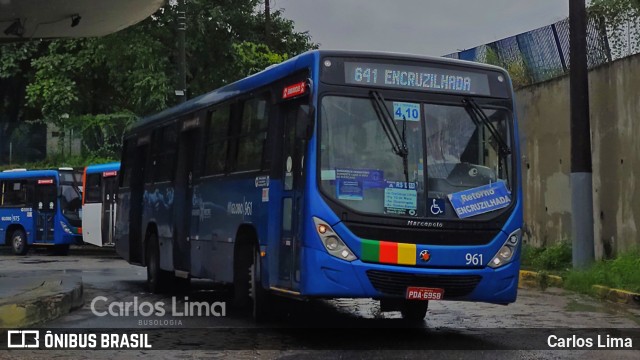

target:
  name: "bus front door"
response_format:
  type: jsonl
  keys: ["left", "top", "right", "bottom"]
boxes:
{"left": 102, "top": 175, "right": 118, "bottom": 246}
{"left": 34, "top": 182, "right": 56, "bottom": 243}
{"left": 274, "top": 100, "right": 308, "bottom": 291}
{"left": 173, "top": 129, "right": 197, "bottom": 274}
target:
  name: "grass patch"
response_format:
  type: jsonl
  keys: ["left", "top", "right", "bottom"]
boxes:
{"left": 521, "top": 241, "right": 572, "bottom": 273}
{"left": 564, "top": 248, "right": 640, "bottom": 294}
{"left": 521, "top": 243, "right": 640, "bottom": 295}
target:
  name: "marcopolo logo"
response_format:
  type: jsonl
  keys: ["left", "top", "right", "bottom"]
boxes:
{"left": 90, "top": 296, "right": 226, "bottom": 320}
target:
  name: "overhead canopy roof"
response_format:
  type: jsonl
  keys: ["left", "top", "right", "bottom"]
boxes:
{"left": 0, "top": 0, "right": 165, "bottom": 41}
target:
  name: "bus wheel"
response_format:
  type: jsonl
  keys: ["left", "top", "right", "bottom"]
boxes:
{"left": 146, "top": 232, "right": 171, "bottom": 294}
{"left": 10, "top": 229, "right": 28, "bottom": 255}
{"left": 51, "top": 244, "right": 70, "bottom": 256}
{"left": 172, "top": 276, "right": 191, "bottom": 294}
{"left": 234, "top": 242, "right": 270, "bottom": 321}
{"left": 400, "top": 301, "right": 428, "bottom": 323}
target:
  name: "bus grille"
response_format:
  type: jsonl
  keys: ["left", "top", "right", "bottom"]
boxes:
{"left": 366, "top": 270, "right": 482, "bottom": 298}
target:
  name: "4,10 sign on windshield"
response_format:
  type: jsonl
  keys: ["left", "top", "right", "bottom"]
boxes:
{"left": 344, "top": 62, "right": 491, "bottom": 96}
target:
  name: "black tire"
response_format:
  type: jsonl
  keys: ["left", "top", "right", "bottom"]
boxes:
{"left": 400, "top": 301, "right": 429, "bottom": 322}
{"left": 10, "top": 229, "right": 28, "bottom": 255}
{"left": 146, "top": 232, "right": 172, "bottom": 294}
{"left": 51, "top": 244, "right": 70, "bottom": 256}
{"left": 233, "top": 242, "right": 271, "bottom": 321}
{"left": 172, "top": 276, "right": 191, "bottom": 294}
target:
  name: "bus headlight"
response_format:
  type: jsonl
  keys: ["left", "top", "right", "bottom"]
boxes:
{"left": 488, "top": 229, "right": 521, "bottom": 269}
{"left": 60, "top": 221, "right": 73, "bottom": 235}
{"left": 313, "top": 217, "right": 357, "bottom": 261}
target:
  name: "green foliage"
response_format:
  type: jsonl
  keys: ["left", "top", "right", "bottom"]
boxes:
{"left": 590, "top": 0, "right": 640, "bottom": 59}
{"left": 0, "top": 153, "right": 117, "bottom": 172}
{"left": 483, "top": 47, "right": 532, "bottom": 88}
{"left": 564, "top": 248, "right": 640, "bottom": 294}
{"left": 521, "top": 242, "right": 572, "bottom": 272}
{"left": 231, "top": 41, "right": 287, "bottom": 77}
{"left": 0, "top": 0, "right": 317, "bottom": 165}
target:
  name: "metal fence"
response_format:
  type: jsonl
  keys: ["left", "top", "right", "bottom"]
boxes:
{"left": 444, "top": 15, "right": 618, "bottom": 88}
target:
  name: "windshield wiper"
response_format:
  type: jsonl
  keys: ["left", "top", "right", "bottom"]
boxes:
{"left": 370, "top": 91, "right": 410, "bottom": 186}
{"left": 463, "top": 98, "right": 511, "bottom": 157}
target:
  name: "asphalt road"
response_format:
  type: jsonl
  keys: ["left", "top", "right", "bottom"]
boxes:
{"left": 0, "top": 247, "right": 639, "bottom": 359}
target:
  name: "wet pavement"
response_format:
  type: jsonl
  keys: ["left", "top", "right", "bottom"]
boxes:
{"left": 0, "top": 247, "right": 638, "bottom": 358}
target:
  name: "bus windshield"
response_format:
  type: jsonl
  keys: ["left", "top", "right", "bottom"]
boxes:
{"left": 319, "top": 95, "right": 513, "bottom": 220}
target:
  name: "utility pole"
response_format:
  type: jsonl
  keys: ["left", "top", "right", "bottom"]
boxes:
{"left": 569, "top": 0, "right": 594, "bottom": 268}
{"left": 265, "top": 0, "right": 271, "bottom": 47}
{"left": 177, "top": 0, "right": 187, "bottom": 103}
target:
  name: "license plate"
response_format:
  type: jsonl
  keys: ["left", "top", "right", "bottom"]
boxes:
{"left": 406, "top": 287, "right": 444, "bottom": 300}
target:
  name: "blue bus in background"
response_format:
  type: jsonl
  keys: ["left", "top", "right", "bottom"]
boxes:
{"left": 115, "top": 50, "right": 523, "bottom": 321}
{"left": 82, "top": 162, "right": 120, "bottom": 247}
{"left": 1, "top": 168, "right": 83, "bottom": 255}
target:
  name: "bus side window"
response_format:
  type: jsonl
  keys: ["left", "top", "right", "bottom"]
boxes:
{"left": 1, "top": 181, "right": 27, "bottom": 207}
{"left": 85, "top": 174, "right": 102, "bottom": 203}
{"left": 236, "top": 95, "right": 269, "bottom": 172}
{"left": 154, "top": 124, "right": 178, "bottom": 183}
{"left": 204, "top": 105, "right": 231, "bottom": 175}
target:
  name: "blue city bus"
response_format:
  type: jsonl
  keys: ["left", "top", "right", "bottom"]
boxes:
{"left": 115, "top": 50, "right": 523, "bottom": 321}
{"left": 82, "top": 162, "right": 120, "bottom": 247}
{"left": 1, "top": 168, "right": 83, "bottom": 255}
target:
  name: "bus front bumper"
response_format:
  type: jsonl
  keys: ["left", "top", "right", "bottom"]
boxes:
{"left": 299, "top": 247, "right": 519, "bottom": 304}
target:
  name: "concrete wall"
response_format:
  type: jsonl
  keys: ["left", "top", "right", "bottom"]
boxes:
{"left": 46, "top": 124, "right": 82, "bottom": 157}
{"left": 516, "top": 53, "right": 640, "bottom": 257}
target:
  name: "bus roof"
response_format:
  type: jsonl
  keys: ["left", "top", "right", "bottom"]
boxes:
{"left": 128, "top": 49, "right": 510, "bottom": 133}
{"left": 85, "top": 162, "right": 121, "bottom": 174}
{"left": 0, "top": 169, "right": 60, "bottom": 180}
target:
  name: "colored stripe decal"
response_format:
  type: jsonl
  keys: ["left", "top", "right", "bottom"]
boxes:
{"left": 378, "top": 241, "right": 398, "bottom": 264}
{"left": 361, "top": 239, "right": 380, "bottom": 263}
{"left": 397, "top": 243, "right": 417, "bottom": 265}
{"left": 360, "top": 239, "right": 416, "bottom": 265}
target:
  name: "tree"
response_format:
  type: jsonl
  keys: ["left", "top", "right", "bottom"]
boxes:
{"left": 0, "top": 0, "right": 317, "bottom": 164}
{"left": 589, "top": 0, "right": 640, "bottom": 59}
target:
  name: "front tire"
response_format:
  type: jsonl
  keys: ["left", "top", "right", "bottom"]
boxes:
{"left": 234, "top": 242, "right": 270, "bottom": 321}
{"left": 146, "top": 232, "right": 172, "bottom": 293}
{"left": 400, "top": 301, "right": 428, "bottom": 322}
{"left": 51, "top": 244, "right": 70, "bottom": 256}
{"left": 10, "top": 229, "right": 28, "bottom": 255}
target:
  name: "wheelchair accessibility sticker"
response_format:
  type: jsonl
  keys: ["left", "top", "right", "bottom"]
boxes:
{"left": 429, "top": 198, "right": 446, "bottom": 216}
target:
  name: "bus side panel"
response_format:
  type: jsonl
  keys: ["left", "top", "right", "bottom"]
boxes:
{"left": 115, "top": 190, "right": 131, "bottom": 261}
{"left": 193, "top": 177, "right": 265, "bottom": 283}
{"left": 0, "top": 208, "right": 36, "bottom": 245}
{"left": 142, "top": 182, "right": 174, "bottom": 271}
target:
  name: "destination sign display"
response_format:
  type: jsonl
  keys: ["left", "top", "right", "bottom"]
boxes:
{"left": 344, "top": 62, "right": 492, "bottom": 96}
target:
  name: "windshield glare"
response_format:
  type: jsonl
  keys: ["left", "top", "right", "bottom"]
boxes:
{"left": 319, "top": 95, "right": 512, "bottom": 220}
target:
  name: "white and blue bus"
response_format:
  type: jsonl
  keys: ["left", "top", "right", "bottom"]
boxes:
{"left": 82, "top": 162, "right": 120, "bottom": 247}
{"left": 115, "top": 50, "right": 523, "bottom": 321}
{"left": 1, "top": 168, "right": 83, "bottom": 255}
